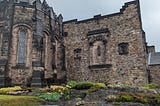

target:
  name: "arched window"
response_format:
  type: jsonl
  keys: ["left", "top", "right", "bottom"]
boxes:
{"left": 18, "top": 30, "right": 26, "bottom": 64}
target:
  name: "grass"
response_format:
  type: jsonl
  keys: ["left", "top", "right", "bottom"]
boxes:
{"left": 0, "top": 95, "right": 41, "bottom": 106}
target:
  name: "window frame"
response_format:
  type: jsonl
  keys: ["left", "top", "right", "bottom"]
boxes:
{"left": 118, "top": 42, "right": 129, "bottom": 55}
{"left": 18, "top": 30, "right": 26, "bottom": 64}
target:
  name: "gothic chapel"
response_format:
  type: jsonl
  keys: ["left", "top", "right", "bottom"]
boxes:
{"left": 0, "top": 0, "right": 158, "bottom": 87}
{"left": 0, "top": 0, "right": 65, "bottom": 86}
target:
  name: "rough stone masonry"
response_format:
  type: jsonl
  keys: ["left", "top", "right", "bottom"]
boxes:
{"left": 0, "top": 0, "right": 159, "bottom": 87}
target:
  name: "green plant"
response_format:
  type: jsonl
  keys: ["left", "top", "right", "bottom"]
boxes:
{"left": 36, "top": 93, "right": 62, "bottom": 102}
{"left": 119, "top": 95, "right": 132, "bottom": 102}
{"left": 105, "top": 95, "right": 118, "bottom": 102}
{"left": 64, "top": 95, "right": 70, "bottom": 100}
{"left": 73, "top": 82, "right": 95, "bottom": 90}
{"left": 140, "top": 98, "right": 148, "bottom": 103}
{"left": 88, "top": 83, "right": 107, "bottom": 93}
{"left": 74, "top": 92, "right": 87, "bottom": 99}
{"left": 67, "top": 81, "right": 78, "bottom": 88}
{"left": 144, "top": 84, "right": 159, "bottom": 89}
{"left": 0, "top": 86, "right": 22, "bottom": 94}
{"left": 113, "top": 102, "right": 121, "bottom": 105}
{"left": 67, "top": 81, "right": 96, "bottom": 90}
{"left": 157, "top": 96, "right": 160, "bottom": 105}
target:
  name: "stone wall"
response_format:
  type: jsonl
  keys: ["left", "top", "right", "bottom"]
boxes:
{"left": 4, "top": 1, "right": 64, "bottom": 86}
{"left": 9, "top": 24, "right": 33, "bottom": 85}
{"left": 63, "top": 0, "right": 148, "bottom": 85}
{"left": 149, "top": 65, "right": 160, "bottom": 85}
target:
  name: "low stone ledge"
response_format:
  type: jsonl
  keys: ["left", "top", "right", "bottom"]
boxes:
{"left": 88, "top": 64, "right": 112, "bottom": 69}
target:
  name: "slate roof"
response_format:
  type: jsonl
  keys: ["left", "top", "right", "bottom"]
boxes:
{"left": 148, "top": 52, "right": 160, "bottom": 65}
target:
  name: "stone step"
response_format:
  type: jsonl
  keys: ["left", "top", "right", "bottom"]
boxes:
{"left": 31, "top": 78, "right": 42, "bottom": 83}
{"left": 31, "top": 83, "right": 42, "bottom": 87}
{"left": 31, "top": 77, "right": 42, "bottom": 87}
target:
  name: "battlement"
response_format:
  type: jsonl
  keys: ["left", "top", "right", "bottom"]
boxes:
{"left": 63, "top": 0, "right": 140, "bottom": 24}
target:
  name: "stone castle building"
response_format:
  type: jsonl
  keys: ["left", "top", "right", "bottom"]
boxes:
{"left": 0, "top": 0, "right": 159, "bottom": 87}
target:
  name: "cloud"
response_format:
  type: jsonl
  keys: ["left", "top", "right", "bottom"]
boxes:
{"left": 140, "top": 0, "right": 160, "bottom": 51}
{"left": 46, "top": 0, "right": 160, "bottom": 51}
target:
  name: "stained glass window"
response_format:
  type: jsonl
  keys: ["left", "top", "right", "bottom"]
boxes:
{"left": 18, "top": 31, "right": 26, "bottom": 64}
{"left": 1, "top": 33, "right": 9, "bottom": 56}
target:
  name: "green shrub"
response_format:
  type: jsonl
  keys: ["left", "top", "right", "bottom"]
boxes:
{"left": 157, "top": 96, "right": 160, "bottom": 105}
{"left": 74, "top": 92, "right": 87, "bottom": 99}
{"left": 117, "top": 92, "right": 153, "bottom": 104}
{"left": 144, "top": 84, "right": 159, "bottom": 89}
{"left": 0, "top": 86, "right": 22, "bottom": 94}
{"left": 36, "top": 93, "right": 62, "bottom": 102}
{"left": 88, "top": 83, "right": 107, "bottom": 93}
{"left": 119, "top": 95, "right": 132, "bottom": 102}
{"left": 140, "top": 98, "right": 148, "bottom": 103}
{"left": 64, "top": 95, "right": 70, "bottom": 100}
{"left": 113, "top": 102, "right": 122, "bottom": 105}
{"left": 67, "top": 81, "right": 77, "bottom": 88}
{"left": 73, "top": 82, "right": 95, "bottom": 90}
{"left": 67, "top": 81, "right": 96, "bottom": 90}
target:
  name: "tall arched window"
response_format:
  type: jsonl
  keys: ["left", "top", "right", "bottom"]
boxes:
{"left": 18, "top": 30, "right": 26, "bottom": 64}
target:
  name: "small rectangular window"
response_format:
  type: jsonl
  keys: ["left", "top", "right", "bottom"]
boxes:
{"left": 118, "top": 43, "right": 129, "bottom": 55}
{"left": 74, "top": 48, "right": 81, "bottom": 59}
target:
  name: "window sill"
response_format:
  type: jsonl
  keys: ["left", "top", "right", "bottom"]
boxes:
{"left": 119, "top": 52, "right": 128, "bottom": 55}
{"left": 88, "top": 64, "right": 112, "bottom": 69}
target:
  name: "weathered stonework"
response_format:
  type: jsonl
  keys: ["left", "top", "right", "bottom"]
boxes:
{"left": 0, "top": 0, "right": 158, "bottom": 87}
{"left": 0, "top": 0, "right": 65, "bottom": 86}
{"left": 63, "top": 0, "right": 148, "bottom": 85}
{"left": 149, "top": 65, "right": 160, "bottom": 84}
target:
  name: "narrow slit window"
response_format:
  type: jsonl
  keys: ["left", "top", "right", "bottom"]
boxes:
{"left": 97, "top": 46, "right": 101, "bottom": 56}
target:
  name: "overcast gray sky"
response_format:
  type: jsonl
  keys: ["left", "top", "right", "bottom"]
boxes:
{"left": 46, "top": 0, "right": 160, "bottom": 52}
